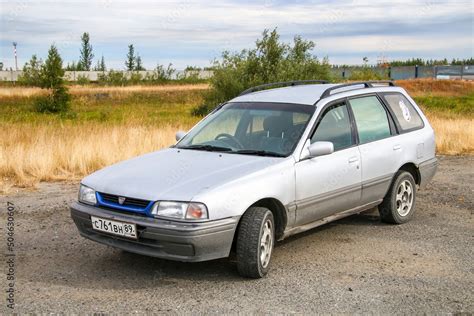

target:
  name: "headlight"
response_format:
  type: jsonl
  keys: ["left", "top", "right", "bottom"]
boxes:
{"left": 151, "top": 201, "right": 208, "bottom": 220}
{"left": 79, "top": 184, "right": 97, "bottom": 205}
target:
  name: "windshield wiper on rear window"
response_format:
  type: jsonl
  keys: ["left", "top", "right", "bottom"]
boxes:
{"left": 233, "top": 149, "right": 286, "bottom": 157}
{"left": 178, "top": 144, "right": 233, "bottom": 152}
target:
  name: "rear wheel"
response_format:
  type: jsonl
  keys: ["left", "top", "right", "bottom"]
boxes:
{"left": 379, "top": 171, "right": 417, "bottom": 224}
{"left": 236, "top": 207, "right": 275, "bottom": 278}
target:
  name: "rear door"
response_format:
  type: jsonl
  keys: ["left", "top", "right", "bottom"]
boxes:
{"left": 294, "top": 101, "right": 361, "bottom": 225}
{"left": 347, "top": 94, "right": 402, "bottom": 205}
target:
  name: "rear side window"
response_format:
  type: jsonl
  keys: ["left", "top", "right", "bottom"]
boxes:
{"left": 349, "top": 96, "right": 391, "bottom": 144}
{"left": 382, "top": 93, "right": 424, "bottom": 132}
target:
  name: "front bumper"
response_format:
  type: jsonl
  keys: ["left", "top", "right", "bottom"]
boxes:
{"left": 71, "top": 201, "right": 239, "bottom": 262}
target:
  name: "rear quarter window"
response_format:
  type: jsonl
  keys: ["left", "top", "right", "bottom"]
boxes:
{"left": 382, "top": 93, "right": 424, "bottom": 132}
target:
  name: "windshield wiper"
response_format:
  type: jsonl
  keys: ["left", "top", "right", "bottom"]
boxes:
{"left": 233, "top": 149, "right": 286, "bottom": 157}
{"left": 178, "top": 144, "right": 233, "bottom": 152}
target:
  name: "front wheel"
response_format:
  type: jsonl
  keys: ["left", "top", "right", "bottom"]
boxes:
{"left": 236, "top": 207, "right": 275, "bottom": 278}
{"left": 379, "top": 171, "right": 417, "bottom": 224}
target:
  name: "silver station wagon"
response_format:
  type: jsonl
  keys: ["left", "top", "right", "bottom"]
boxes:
{"left": 71, "top": 81, "right": 438, "bottom": 278}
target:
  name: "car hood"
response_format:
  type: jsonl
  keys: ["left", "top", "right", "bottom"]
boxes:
{"left": 82, "top": 148, "right": 284, "bottom": 202}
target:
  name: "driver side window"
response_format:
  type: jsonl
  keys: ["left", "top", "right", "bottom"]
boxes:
{"left": 311, "top": 103, "right": 354, "bottom": 151}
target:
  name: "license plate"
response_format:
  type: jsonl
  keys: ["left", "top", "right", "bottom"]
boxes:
{"left": 91, "top": 216, "right": 137, "bottom": 239}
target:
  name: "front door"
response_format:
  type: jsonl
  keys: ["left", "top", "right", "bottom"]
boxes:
{"left": 295, "top": 101, "right": 361, "bottom": 226}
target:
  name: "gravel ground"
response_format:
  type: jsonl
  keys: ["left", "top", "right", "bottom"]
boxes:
{"left": 1, "top": 156, "right": 473, "bottom": 314}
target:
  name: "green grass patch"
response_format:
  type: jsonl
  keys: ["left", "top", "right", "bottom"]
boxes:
{"left": 414, "top": 93, "right": 474, "bottom": 118}
{"left": 0, "top": 89, "right": 203, "bottom": 126}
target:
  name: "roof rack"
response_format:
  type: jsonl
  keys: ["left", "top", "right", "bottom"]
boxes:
{"left": 320, "top": 81, "right": 396, "bottom": 99}
{"left": 239, "top": 80, "right": 329, "bottom": 96}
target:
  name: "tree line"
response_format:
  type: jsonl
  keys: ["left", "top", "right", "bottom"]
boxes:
{"left": 65, "top": 33, "right": 145, "bottom": 71}
{"left": 11, "top": 31, "right": 473, "bottom": 75}
{"left": 21, "top": 32, "right": 153, "bottom": 73}
{"left": 388, "top": 58, "right": 474, "bottom": 67}
{"left": 18, "top": 32, "right": 191, "bottom": 86}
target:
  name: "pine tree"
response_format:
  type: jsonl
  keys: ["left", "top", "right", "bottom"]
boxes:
{"left": 95, "top": 55, "right": 106, "bottom": 71}
{"left": 66, "top": 61, "right": 79, "bottom": 71}
{"left": 135, "top": 54, "right": 145, "bottom": 71}
{"left": 100, "top": 55, "right": 106, "bottom": 71}
{"left": 125, "top": 44, "right": 135, "bottom": 71}
{"left": 35, "top": 45, "right": 71, "bottom": 113}
{"left": 79, "top": 32, "right": 94, "bottom": 71}
{"left": 40, "top": 45, "right": 65, "bottom": 89}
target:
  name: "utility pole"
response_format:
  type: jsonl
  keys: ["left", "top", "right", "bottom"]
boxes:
{"left": 12, "top": 42, "right": 18, "bottom": 71}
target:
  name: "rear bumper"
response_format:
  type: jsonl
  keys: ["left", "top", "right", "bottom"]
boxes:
{"left": 71, "top": 201, "right": 239, "bottom": 262}
{"left": 419, "top": 157, "right": 438, "bottom": 189}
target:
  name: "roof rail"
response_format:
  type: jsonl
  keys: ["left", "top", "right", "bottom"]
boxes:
{"left": 239, "top": 80, "right": 329, "bottom": 96}
{"left": 320, "top": 81, "right": 396, "bottom": 99}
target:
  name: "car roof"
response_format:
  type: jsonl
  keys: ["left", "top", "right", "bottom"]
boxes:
{"left": 230, "top": 84, "right": 339, "bottom": 105}
{"left": 230, "top": 83, "right": 402, "bottom": 106}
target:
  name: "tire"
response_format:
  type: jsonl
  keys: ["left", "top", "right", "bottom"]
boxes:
{"left": 236, "top": 207, "right": 275, "bottom": 278}
{"left": 379, "top": 171, "right": 417, "bottom": 224}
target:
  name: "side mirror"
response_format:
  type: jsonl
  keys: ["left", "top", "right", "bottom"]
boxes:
{"left": 175, "top": 131, "right": 186, "bottom": 141}
{"left": 307, "top": 141, "right": 334, "bottom": 158}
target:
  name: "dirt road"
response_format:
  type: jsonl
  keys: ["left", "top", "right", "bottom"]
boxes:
{"left": 1, "top": 156, "right": 472, "bottom": 314}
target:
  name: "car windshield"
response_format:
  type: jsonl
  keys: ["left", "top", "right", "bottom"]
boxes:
{"left": 177, "top": 102, "right": 315, "bottom": 157}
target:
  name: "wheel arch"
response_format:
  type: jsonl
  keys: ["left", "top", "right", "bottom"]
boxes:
{"left": 233, "top": 197, "right": 288, "bottom": 243}
{"left": 398, "top": 162, "right": 421, "bottom": 186}
{"left": 250, "top": 198, "right": 288, "bottom": 240}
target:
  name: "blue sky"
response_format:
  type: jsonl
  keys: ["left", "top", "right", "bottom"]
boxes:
{"left": 0, "top": 0, "right": 473, "bottom": 70}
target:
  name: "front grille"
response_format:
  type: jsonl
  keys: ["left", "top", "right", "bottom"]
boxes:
{"left": 98, "top": 192, "right": 152, "bottom": 211}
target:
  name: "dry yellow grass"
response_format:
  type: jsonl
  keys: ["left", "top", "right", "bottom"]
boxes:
{"left": 69, "top": 83, "right": 210, "bottom": 95}
{"left": 0, "top": 86, "right": 45, "bottom": 98}
{"left": 0, "top": 123, "right": 190, "bottom": 193}
{"left": 0, "top": 83, "right": 209, "bottom": 98}
{"left": 427, "top": 115, "right": 474, "bottom": 155}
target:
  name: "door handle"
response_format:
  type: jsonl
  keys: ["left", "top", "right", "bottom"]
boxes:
{"left": 348, "top": 156, "right": 359, "bottom": 163}
{"left": 393, "top": 144, "right": 402, "bottom": 151}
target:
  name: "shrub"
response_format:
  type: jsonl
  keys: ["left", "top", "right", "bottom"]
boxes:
{"left": 192, "top": 28, "right": 332, "bottom": 116}
{"left": 176, "top": 69, "right": 205, "bottom": 84}
{"left": 348, "top": 67, "right": 387, "bottom": 81}
{"left": 76, "top": 74, "right": 91, "bottom": 85}
{"left": 129, "top": 71, "right": 143, "bottom": 85}
{"left": 17, "top": 55, "right": 42, "bottom": 86}
{"left": 143, "top": 63, "right": 175, "bottom": 83}
{"left": 97, "top": 70, "right": 127, "bottom": 86}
